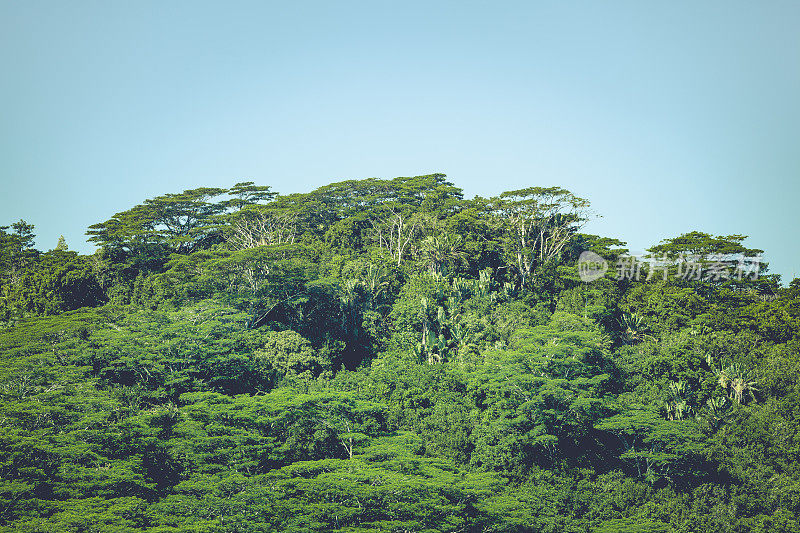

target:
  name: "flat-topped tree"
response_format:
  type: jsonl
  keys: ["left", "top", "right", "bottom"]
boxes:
{"left": 310, "top": 173, "right": 461, "bottom": 215}
{"left": 648, "top": 231, "right": 762, "bottom": 259}
{"left": 646, "top": 232, "right": 776, "bottom": 287}
{"left": 308, "top": 178, "right": 389, "bottom": 219}
{"left": 366, "top": 174, "right": 463, "bottom": 266}
{"left": 223, "top": 182, "right": 277, "bottom": 211}
{"left": 384, "top": 173, "right": 463, "bottom": 216}
{"left": 87, "top": 187, "right": 228, "bottom": 258}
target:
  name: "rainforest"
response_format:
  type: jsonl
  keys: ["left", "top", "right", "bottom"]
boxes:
{"left": 1, "top": 174, "right": 798, "bottom": 532}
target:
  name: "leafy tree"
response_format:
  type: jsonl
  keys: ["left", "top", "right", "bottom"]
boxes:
{"left": 254, "top": 330, "right": 330, "bottom": 385}
{"left": 86, "top": 188, "right": 229, "bottom": 266}
{"left": 0, "top": 220, "right": 37, "bottom": 282}
{"left": 491, "top": 187, "right": 591, "bottom": 290}
{"left": 647, "top": 231, "right": 772, "bottom": 286}
{"left": 223, "top": 181, "right": 276, "bottom": 210}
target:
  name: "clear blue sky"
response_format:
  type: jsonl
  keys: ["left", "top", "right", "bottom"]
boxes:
{"left": 2, "top": 1, "right": 798, "bottom": 281}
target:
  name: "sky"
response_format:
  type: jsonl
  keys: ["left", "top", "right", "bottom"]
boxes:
{"left": 1, "top": 1, "right": 799, "bottom": 282}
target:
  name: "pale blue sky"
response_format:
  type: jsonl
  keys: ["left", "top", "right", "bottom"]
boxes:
{"left": 2, "top": 1, "right": 798, "bottom": 281}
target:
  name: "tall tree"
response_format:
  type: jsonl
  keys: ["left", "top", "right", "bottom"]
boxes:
{"left": 87, "top": 187, "right": 228, "bottom": 258}
{"left": 491, "top": 187, "right": 591, "bottom": 290}
{"left": 54, "top": 235, "right": 68, "bottom": 251}
{"left": 0, "top": 220, "right": 38, "bottom": 283}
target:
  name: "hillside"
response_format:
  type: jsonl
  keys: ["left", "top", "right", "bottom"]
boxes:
{"left": 1, "top": 175, "right": 798, "bottom": 532}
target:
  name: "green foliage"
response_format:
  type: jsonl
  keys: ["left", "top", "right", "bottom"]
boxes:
{"left": 254, "top": 330, "right": 331, "bottom": 385}
{"left": 87, "top": 188, "right": 228, "bottom": 256}
{"left": 0, "top": 177, "right": 797, "bottom": 531}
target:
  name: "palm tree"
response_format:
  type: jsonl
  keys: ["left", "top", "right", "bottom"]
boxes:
{"left": 730, "top": 371, "right": 758, "bottom": 405}
{"left": 339, "top": 279, "right": 362, "bottom": 339}
{"left": 618, "top": 312, "right": 655, "bottom": 345}
{"left": 697, "top": 396, "right": 730, "bottom": 432}
{"left": 360, "top": 263, "right": 389, "bottom": 310}
{"left": 715, "top": 363, "right": 758, "bottom": 405}
{"left": 663, "top": 380, "right": 692, "bottom": 420}
{"left": 418, "top": 233, "right": 466, "bottom": 276}
{"left": 673, "top": 399, "right": 690, "bottom": 421}
{"left": 714, "top": 365, "right": 731, "bottom": 390}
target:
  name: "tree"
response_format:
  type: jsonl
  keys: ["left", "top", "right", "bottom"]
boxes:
{"left": 715, "top": 363, "right": 758, "bottom": 405}
{"left": 491, "top": 187, "right": 591, "bottom": 290}
{"left": 647, "top": 231, "right": 768, "bottom": 284}
{"left": 202, "top": 243, "right": 313, "bottom": 328}
{"left": 618, "top": 311, "right": 655, "bottom": 345}
{"left": 312, "top": 174, "right": 464, "bottom": 266}
{"left": 224, "top": 205, "right": 299, "bottom": 250}
{"left": 87, "top": 187, "right": 228, "bottom": 257}
{"left": 466, "top": 313, "right": 613, "bottom": 475}
{"left": 223, "top": 181, "right": 276, "bottom": 211}
{"left": 0, "top": 220, "right": 37, "bottom": 282}
{"left": 254, "top": 330, "right": 330, "bottom": 385}
{"left": 9, "top": 250, "right": 106, "bottom": 315}
{"left": 595, "top": 402, "right": 706, "bottom": 483}
{"left": 417, "top": 232, "right": 466, "bottom": 276}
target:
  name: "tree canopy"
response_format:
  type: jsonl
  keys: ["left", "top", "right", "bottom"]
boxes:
{"left": 0, "top": 175, "right": 796, "bottom": 532}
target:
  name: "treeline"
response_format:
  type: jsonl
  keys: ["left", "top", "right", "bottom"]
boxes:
{"left": 0, "top": 174, "right": 799, "bottom": 532}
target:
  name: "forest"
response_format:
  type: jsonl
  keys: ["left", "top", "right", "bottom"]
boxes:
{"left": 0, "top": 174, "right": 798, "bottom": 532}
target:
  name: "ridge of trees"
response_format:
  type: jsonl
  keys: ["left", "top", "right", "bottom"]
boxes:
{"left": 0, "top": 174, "right": 797, "bottom": 532}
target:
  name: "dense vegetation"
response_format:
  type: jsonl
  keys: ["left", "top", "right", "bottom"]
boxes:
{"left": 1, "top": 175, "right": 798, "bottom": 532}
